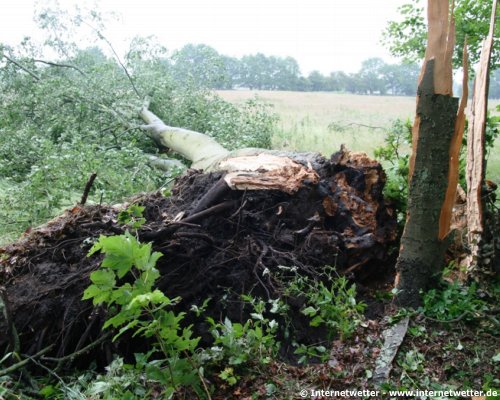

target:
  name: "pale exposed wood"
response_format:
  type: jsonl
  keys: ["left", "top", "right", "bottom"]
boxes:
{"left": 465, "top": 0, "right": 497, "bottom": 269}
{"left": 139, "top": 108, "right": 327, "bottom": 192}
{"left": 147, "top": 155, "right": 186, "bottom": 171}
{"left": 408, "top": 116, "right": 420, "bottom": 182}
{"left": 373, "top": 317, "right": 410, "bottom": 385}
{"left": 424, "top": 0, "right": 453, "bottom": 95}
{"left": 220, "top": 153, "right": 319, "bottom": 194}
{"left": 439, "top": 43, "right": 468, "bottom": 240}
{"left": 140, "top": 107, "right": 229, "bottom": 170}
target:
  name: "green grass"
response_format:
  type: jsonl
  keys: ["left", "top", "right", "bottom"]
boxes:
{"left": 218, "top": 90, "right": 500, "bottom": 183}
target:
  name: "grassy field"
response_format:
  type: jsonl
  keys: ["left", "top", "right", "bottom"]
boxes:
{"left": 218, "top": 90, "right": 500, "bottom": 183}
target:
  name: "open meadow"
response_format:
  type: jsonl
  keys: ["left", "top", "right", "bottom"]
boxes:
{"left": 218, "top": 90, "right": 500, "bottom": 183}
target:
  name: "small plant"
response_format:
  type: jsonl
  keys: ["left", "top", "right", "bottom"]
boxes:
{"left": 421, "top": 281, "right": 488, "bottom": 323}
{"left": 84, "top": 232, "right": 207, "bottom": 398}
{"left": 287, "top": 272, "right": 366, "bottom": 341}
{"left": 399, "top": 350, "right": 425, "bottom": 373}
{"left": 374, "top": 118, "right": 412, "bottom": 220}
{"left": 201, "top": 294, "right": 280, "bottom": 384}
{"left": 84, "top": 357, "right": 150, "bottom": 399}
{"left": 293, "top": 343, "right": 329, "bottom": 364}
{"left": 205, "top": 306, "right": 279, "bottom": 366}
{"left": 117, "top": 204, "right": 146, "bottom": 229}
{"left": 218, "top": 367, "right": 239, "bottom": 386}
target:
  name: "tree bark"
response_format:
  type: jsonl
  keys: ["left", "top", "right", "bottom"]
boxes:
{"left": 395, "top": 0, "right": 461, "bottom": 307}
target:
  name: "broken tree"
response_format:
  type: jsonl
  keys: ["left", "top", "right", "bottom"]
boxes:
{"left": 0, "top": 108, "right": 398, "bottom": 365}
{"left": 395, "top": 0, "right": 467, "bottom": 307}
{"left": 465, "top": 0, "right": 498, "bottom": 274}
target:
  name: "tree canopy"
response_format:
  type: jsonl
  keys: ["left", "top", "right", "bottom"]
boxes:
{"left": 382, "top": 0, "right": 500, "bottom": 70}
{"left": 0, "top": 7, "right": 278, "bottom": 243}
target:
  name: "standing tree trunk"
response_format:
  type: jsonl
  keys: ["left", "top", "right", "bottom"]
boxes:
{"left": 395, "top": 0, "right": 462, "bottom": 307}
{"left": 465, "top": 0, "right": 498, "bottom": 274}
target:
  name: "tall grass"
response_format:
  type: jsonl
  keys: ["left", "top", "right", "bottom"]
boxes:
{"left": 218, "top": 91, "right": 500, "bottom": 183}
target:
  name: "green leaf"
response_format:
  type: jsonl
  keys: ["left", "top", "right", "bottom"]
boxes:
{"left": 301, "top": 306, "right": 318, "bottom": 317}
{"left": 82, "top": 284, "right": 112, "bottom": 305}
{"left": 99, "top": 234, "right": 136, "bottom": 278}
{"left": 87, "top": 235, "right": 105, "bottom": 256}
{"left": 89, "top": 269, "right": 116, "bottom": 286}
{"left": 309, "top": 315, "right": 325, "bottom": 327}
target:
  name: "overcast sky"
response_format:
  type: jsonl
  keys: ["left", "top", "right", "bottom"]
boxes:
{"left": 1, "top": 0, "right": 411, "bottom": 74}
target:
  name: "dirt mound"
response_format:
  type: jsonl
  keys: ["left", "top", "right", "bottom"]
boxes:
{"left": 0, "top": 148, "right": 398, "bottom": 368}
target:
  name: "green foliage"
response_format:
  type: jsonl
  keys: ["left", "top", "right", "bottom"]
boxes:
{"left": 84, "top": 232, "right": 203, "bottom": 397}
{"left": 374, "top": 118, "right": 412, "bottom": 219}
{"left": 151, "top": 90, "right": 276, "bottom": 151}
{"left": 421, "top": 281, "right": 488, "bottom": 322}
{"left": 282, "top": 272, "right": 365, "bottom": 364}
{"left": 375, "top": 116, "right": 499, "bottom": 222}
{"left": 398, "top": 349, "right": 425, "bottom": 374}
{"left": 81, "top": 357, "right": 151, "bottom": 399}
{"left": 0, "top": 7, "right": 278, "bottom": 244}
{"left": 204, "top": 295, "right": 280, "bottom": 371}
{"left": 286, "top": 270, "right": 366, "bottom": 342}
{"left": 382, "top": 0, "right": 500, "bottom": 70}
{"left": 117, "top": 204, "right": 146, "bottom": 229}
{"left": 293, "top": 343, "right": 329, "bottom": 365}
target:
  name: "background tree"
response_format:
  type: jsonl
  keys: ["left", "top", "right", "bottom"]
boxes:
{"left": 357, "top": 58, "right": 387, "bottom": 94}
{"left": 382, "top": 0, "right": 500, "bottom": 70}
{"left": 171, "top": 44, "right": 228, "bottom": 88}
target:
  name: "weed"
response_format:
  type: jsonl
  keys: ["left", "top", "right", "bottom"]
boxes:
{"left": 421, "top": 281, "right": 488, "bottom": 323}
{"left": 293, "top": 343, "right": 329, "bottom": 364}
{"left": 288, "top": 273, "right": 366, "bottom": 341}
{"left": 204, "top": 295, "right": 280, "bottom": 371}
{"left": 117, "top": 204, "right": 146, "bottom": 229}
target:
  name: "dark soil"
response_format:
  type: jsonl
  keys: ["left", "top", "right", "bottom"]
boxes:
{"left": 0, "top": 148, "right": 398, "bottom": 369}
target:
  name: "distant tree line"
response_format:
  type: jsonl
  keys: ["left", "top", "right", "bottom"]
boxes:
{"left": 168, "top": 44, "right": 421, "bottom": 96}
{"left": 169, "top": 44, "right": 500, "bottom": 98}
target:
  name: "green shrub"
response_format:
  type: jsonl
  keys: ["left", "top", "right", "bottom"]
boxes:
{"left": 202, "top": 295, "right": 280, "bottom": 379}
{"left": 288, "top": 272, "right": 365, "bottom": 342}
{"left": 84, "top": 231, "right": 205, "bottom": 398}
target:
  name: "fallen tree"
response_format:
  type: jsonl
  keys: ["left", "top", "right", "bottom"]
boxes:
{"left": 0, "top": 108, "right": 398, "bottom": 367}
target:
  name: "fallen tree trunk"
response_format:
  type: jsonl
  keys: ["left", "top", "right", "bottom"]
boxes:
{"left": 0, "top": 123, "right": 398, "bottom": 365}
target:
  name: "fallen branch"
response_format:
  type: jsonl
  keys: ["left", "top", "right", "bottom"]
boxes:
{"left": 373, "top": 316, "right": 409, "bottom": 385}
{"left": 2, "top": 54, "right": 40, "bottom": 81}
{"left": 33, "top": 59, "right": 86, "bottom": 76}
{"left": 79, "top": 172, "right": 97, "bottom": 205}
{"left": 41, "top": 332, "right": 111, "bottom": 371}
{"left": 0, "top": 345, "right": 54, "bottom": 377}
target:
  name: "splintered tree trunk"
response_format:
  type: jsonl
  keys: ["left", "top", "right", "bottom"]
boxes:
{"left": 395, "top": 0, "right": 462, "bottom": 307}
{"left": 465, "top": 0, "right": 497, "bottom": 274}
